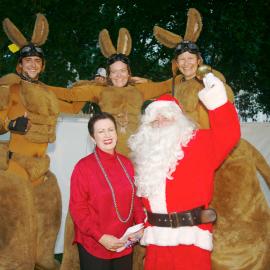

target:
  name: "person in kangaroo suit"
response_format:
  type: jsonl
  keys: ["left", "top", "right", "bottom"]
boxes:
{"left": 152, "top": 7, "right": 270, "bottom": 270}
{"left": 0, "top": 13, "right": 84, "bottom": 270}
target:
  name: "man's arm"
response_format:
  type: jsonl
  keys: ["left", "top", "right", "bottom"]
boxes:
{"left": 57, "top": 100, "right": 86, "bottom": 114}
{"left": 0, "top": 85, "right": 11, "bottom": 134}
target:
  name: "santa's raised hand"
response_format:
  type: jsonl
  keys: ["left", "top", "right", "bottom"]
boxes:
{"left": 198, "top": 73, "right": 228, "bottom": 110}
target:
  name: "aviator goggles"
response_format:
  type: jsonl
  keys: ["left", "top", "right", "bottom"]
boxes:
{"left": 175, "top": 41, "right": 200, "bottom": 56}
{"left": 19, "top": 43, "right": 44, "bottom": 60}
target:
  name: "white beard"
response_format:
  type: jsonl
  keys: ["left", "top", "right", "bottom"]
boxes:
{"left": 129, "top": 108, "right": 196, "bottom": 198}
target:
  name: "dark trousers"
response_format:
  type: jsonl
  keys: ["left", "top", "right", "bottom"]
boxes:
{"left": 77, "top": 243, "right": 132, "bottom": 270}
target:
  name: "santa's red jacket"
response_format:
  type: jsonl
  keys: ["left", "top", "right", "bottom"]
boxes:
{"left": 141, "top": 101, "right": 240, "bottom": 251}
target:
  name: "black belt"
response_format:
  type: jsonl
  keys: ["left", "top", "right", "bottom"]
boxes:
{"left": 147, "top": 206, "right": 217, "bottom": 228}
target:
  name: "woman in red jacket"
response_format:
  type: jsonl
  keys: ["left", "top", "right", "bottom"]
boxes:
{"left": 69, "top": 112, "right": 145, "bottom": 270}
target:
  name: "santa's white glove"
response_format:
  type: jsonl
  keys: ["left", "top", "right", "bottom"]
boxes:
{"left": 198, "top": 73, "right": 228, "bottom": 110}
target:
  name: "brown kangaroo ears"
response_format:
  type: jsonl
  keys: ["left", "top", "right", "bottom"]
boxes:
{"left": 99, "top": 28, "right": 132, "bottom": 58}
{"left": 31, "top": 13, "right": 49, "bottom": 46}
{"left": 3, "top": 13, "right": 49, "bottom": 48}
{"left": 153, "top": 8, "right": 202, "bottom": 48}
{"left": 153, "top": 26, "right": 182, "bottom": 48}
{"left": 117, "top": 28, "right": 132, "bottom": 56}
{"left": 184, "top": 8, "right": 202, "bottom": 42}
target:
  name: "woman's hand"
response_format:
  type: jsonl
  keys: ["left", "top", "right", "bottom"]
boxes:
{"left": 123, "top": 228, "right": 144, "bottom": 248}
{"left": 98, "top": 234, "right": 125, "bottom": 252}
{"left": 126, "top": 228, "right": 144, "bottom": 242}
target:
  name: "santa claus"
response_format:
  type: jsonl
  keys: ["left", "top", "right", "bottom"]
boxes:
{"left": 128, "top": 73, "right": 240, "bottom": 270}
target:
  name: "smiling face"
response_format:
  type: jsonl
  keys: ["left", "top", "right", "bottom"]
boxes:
{"left": 108, "top": 60, "right": 130, "bottom": 87}
{"left": 20, "top": 56, "right": 43, "bottom": 80}
{"left": 176, "top": 51, "right": 201, "bottom": 80}
{"left": 92, "top": 118, "right": 117, "bottom": 154}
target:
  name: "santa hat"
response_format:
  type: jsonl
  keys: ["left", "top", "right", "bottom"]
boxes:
{"left": 144, "top": 94, "right": 183, "bottom": 115}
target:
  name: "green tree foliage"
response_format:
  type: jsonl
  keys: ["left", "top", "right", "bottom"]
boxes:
{"left": 0, "top": 0, "right": 269, "bottom": 120}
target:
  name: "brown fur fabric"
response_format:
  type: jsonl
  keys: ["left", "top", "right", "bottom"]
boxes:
{"left": 59, "top": 213, "right": 80, "bottom": 270}
{"left": 0, "top": 142, "right": 8, "bottom": 170}
{"left": 26, "top": 123, "right": 56, "bottom": 144}
{"left": 0, "top": 74, "right": 62, "bottom": 270}
{"left": 0, "top": 169, "right": 61, "bottom": 270}
{"left": 2, "top": 18, "right": 28, "bottom": 48}
{"left": 0, "top": 74, "right": 20, "bottom": 134}
{"left": 34, "top": 171, "right": 61, "bottom": 270}
{"left": 153, "top": 26, "right": 182, "bottom": 49}
{"left": 19, "top": 80, "right": 59, "bottom": 143}
{"left": 211, "top": 139, "right": 270, "bottom": 270}
{"left": 99, "top": 29, "right": 117, "bottom": 58}
{"left": 12, "top": 153, "right": 50, "bottom": 181}
{"left": 117, "top": 28, "right": 132, "bottom": 56}
{"left": 0, "top": 85, "right": 10, "bottom": 110}
{"left": 132, "top": 245, "right": 146, "bottom": 270}
{"left": 0, "top": 73, "right": 21, "bottom": 85}
{"left": 0, "top": 171, "right": 36, "bottom": 270}
{"left": 31, "top": 13, "right": 49, "bottom": 46}
{"left": 3, "top": 13, "right": 48, "bottom": 50}
{"left": 154, "top": 8, "right": 202, "bottom": 49}
{"left": 20, "top": 81, "right": 59, "bottom": 116}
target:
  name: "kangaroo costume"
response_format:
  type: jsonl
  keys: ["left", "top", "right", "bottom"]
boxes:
{"left": 53, "top": 28, "right": 170, "bottom": 270}
{"left": 153, "top": 8, "right": 270, "bottom": 270}
{"left": 0, "top": 14, "right": 82, "bottom": 270}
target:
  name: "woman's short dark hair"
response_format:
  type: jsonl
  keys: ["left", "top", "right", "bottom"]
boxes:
{"left": 88, "top": 112, "right": 117, "bottom": 137}
{"left": 107, "top": 53, "right": 130, "bottom": 66}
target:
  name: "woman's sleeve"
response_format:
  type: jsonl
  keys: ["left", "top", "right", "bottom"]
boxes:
{"left": 133, "top": 195, "right": 146, "bottom": 224}
{"left": 69, "top": 164, "right": 103, "bottom": 241}
{"left": 136, "top": 78, "right": 172, "bottom": 100}
{"left": 49, "top": 84, "right": 103, "bottom": 102}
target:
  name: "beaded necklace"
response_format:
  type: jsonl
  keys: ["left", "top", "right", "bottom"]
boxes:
{"left": 94, "top": 149, "right": 135, "bottom": 223}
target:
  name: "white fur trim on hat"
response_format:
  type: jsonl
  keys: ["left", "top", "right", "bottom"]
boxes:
{"left": 140, "top": 225, "right": 213, "bottom": 251}
{"left": 146, "top": 100, "right": 182, "bottom": 115}
{"left": 198, "top": 73, "right": 228, "bottom": 110}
